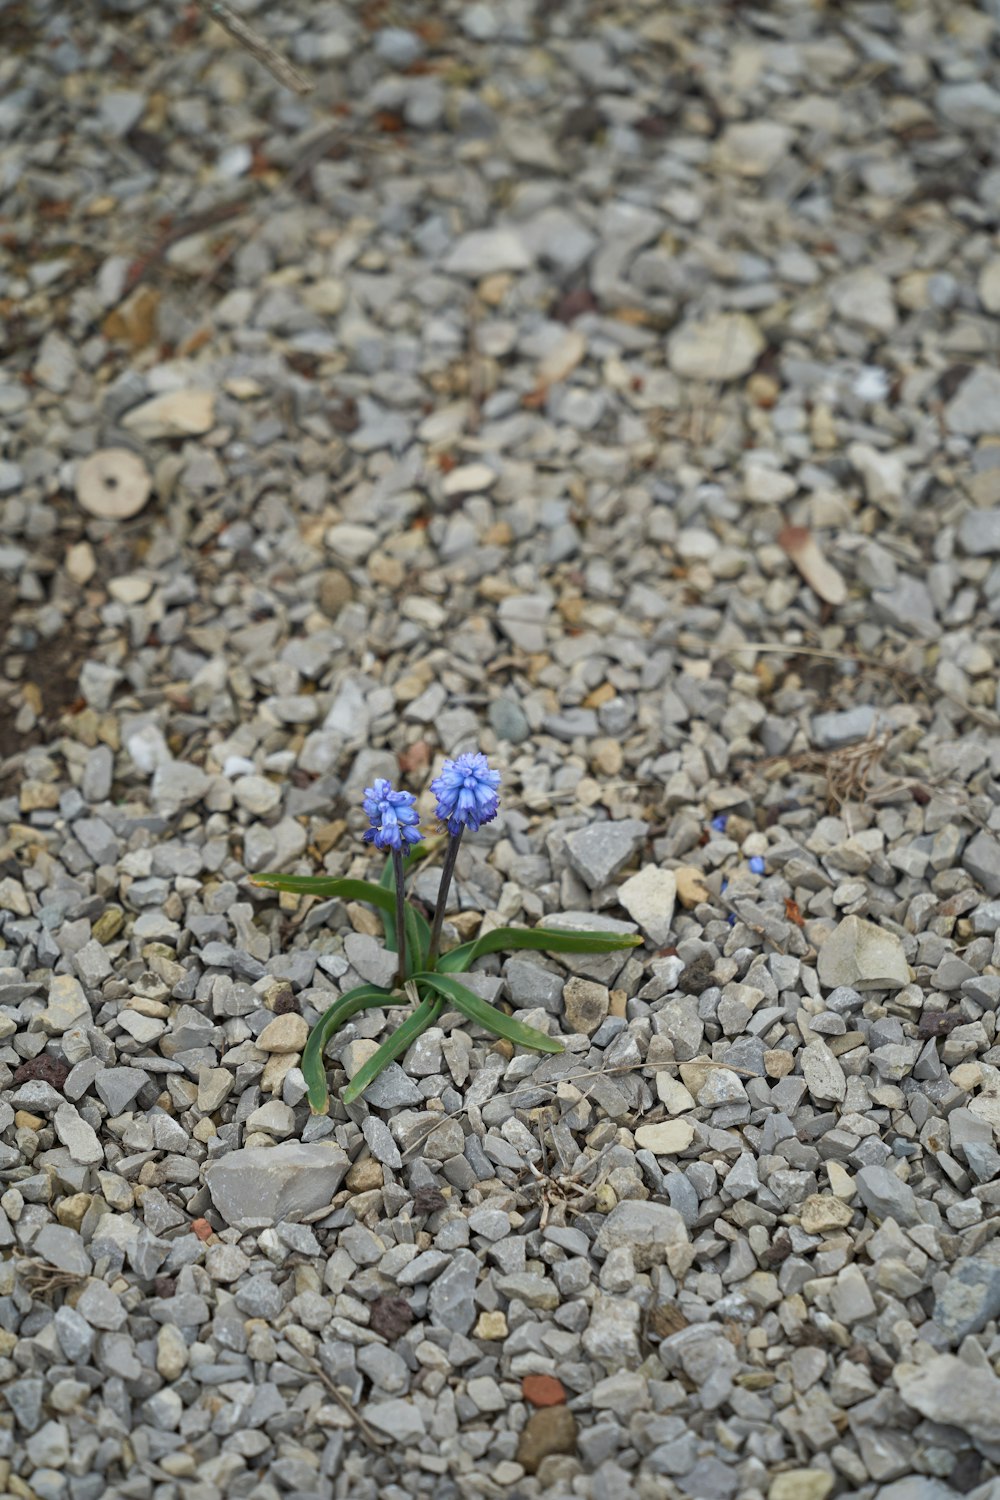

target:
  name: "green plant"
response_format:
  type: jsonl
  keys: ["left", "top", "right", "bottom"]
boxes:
{"left": 252, "top": 754, "right": 640, "bottom": 1112}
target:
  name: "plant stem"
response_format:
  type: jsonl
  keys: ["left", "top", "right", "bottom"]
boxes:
{"left": 392, "top": 848, "right": 406, "bottom": 986}
{"left": 427, "top": 831, "right": 462, "bottom": 968}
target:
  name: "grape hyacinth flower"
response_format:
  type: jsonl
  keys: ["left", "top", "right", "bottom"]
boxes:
{"left": 362, "top": 779, "right": 421, "bottom": 982}
{"left": 426, "top": 753, "right": 501, "bottom": 964}
{"left": 252, "top": 744, "right": 642, "bottom": 1114}
{"left": 431, "top": 752, "right": 501, "bottom": 835}
{"left": 362, "top": 779, "right": 422, "bottom": 852}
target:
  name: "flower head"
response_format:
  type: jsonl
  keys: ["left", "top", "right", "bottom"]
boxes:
{"left": 362, "top": 778, "right": 422, "bottom": 852}
{"left": 431, "top": 752, "right": 501, "bottom": 835}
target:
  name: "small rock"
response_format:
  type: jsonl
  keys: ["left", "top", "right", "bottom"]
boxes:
{"left": 855, "top": 1165, "right": 921, "bottom": 1227}
{"left": 204, "top": 1143, "right": 350, "bottom": 1229}
{"left": 121, "top": 389, "right": 215, "bottom": 439}
{"left": 667, "top": 313, "right": 765, "bottom": 382}
{"left": 38, "top": 975, "right": 90, "bottom": 1034}
{"left": 565, "top": 818, "right": 647, "bottom": 889}
{"left": 444, "top": 228, "right": 532, "bottom": 277}
{"left": 634, "top": 1121, "right": 694, "bottom": 1155}
{"left": 616, "top": 865, "right": 676, "bottom": 946}
{"left": 562, "top": 976, "right": 610, "bottom": 1035}
{"left": 596, "top": 1201, "right": 689, "bottom": 1271}
{"left": 75, "top": 448, "right": 152, "bottom": 520}
{"left": 769, "top": 1473, "right": 834, "bottom": 1500}
{"left": 963, "top": 830, "right": 1000, "bottom": 898}
{"left": 817, "top": 916, "right": 909, "bottom": 991}
{"left": 895, "top": 1354, "right": 1000, "bottom": 1453}
{"left": 516, "top": 1406, "right": 577, "bottom": 1474}
{"left": 257, "top": 1013, "right": 308, "bottom": 1052}
{"left": 945, "top": 367, "right": 1000, "bottom": 437}
{"left": 933, "top": 1254, "right": 1000, "bottom": 1344}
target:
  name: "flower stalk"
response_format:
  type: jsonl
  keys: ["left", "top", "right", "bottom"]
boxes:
{"left": 392, "top": 846, "right": 407, "bottom": 986}
{"left": 426, "top": 831, "right": 461, "bottom": 969}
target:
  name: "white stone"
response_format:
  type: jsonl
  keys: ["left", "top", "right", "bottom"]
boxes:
{"left": 716, "top": 120, "right": 794, "bottom": 176}
{"left": 634, "top": 1121, "right": 695, "bottom": 1155}
{"left": 444, "top": 228, "right": 532, "bottom": 277}
{"left": 616, "top": 865, "right": 676, "bottom": 946}
{"left": 121, "top": 389, "right": 215, "bottom": 439}
{"left": 817, "top": 915, "right": 910, "bottom": 991}
{"left": 76, "top": 448, "right": 152, "bottom": 520}
{"left": 668, "top": 313, "right": 765, "bottom": 382}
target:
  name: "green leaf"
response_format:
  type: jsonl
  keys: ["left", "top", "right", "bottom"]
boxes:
{"left": 341, "top": 994, "right": 445, "bottom": 1107}
{"left": 252, "top": 873, "right": 395, "bottom": 914}
{"left": 404, "top": 902, "right": 431, "bottom": 975}
{"left": 436, "top": 925, "right": 642, "bottom": 973}
{"left": 379, "top": 854, "right": 398, "bottom": 952}
{"left": 301, "top": 985, "right": 408, "bottom": 1115}
{"left": 416, "top": 972, "right": 564, "bottom": 1054}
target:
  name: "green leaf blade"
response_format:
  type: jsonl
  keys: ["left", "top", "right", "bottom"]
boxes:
{"left": 251, "top": 874, "right": 395, "bottom": 914}
{"left": 301, "top": 984, "right": 407, "bottom": 1114}
{"left": 417, "top": 972, "right": 564, "bottom": 1054}
{"left": 341, "top": 994, "right": 444, "bottom": 1107}
{"left": 436, "top": 925, "right": 642, "bottom": 971}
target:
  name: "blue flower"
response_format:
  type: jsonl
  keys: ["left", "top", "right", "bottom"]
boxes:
{"left": 711, "top": 814, "right": 727, "bottom": 833}
{"left": 748, "top": 855, "right": 766, "bottom": 875}
{"left": 431, "top": 752, "right": 501, "bottom": 835}
{"left": 362, "top": 779, "right": 422, "bottom": 852}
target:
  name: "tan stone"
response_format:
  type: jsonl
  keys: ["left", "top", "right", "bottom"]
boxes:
{"left": 800, "top": 1194, "right": 854, "bottom": 1233}
{"left": 257, "top": 1013, "right": 309, "bottom": 1053}
{"left": 634, "top": 1121, "right": 695, "bottom": 1155}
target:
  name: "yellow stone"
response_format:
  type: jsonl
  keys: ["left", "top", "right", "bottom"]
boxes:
{"left": 769, "top": 1470, "right": 834, "bottom": 1500}
{"left": 346, "top": 1156, "right": 384, "bottom": 1192}
{"left": 675, "top": 866, "right": 711, "bottom": 907}
{"left": 474, "top": 1311, "right": 508, "bottom": 1340}
{"left": 14, "top": 1111, "right": 43, "bottom": 1131}
{"left": 765, "top": 1050, "right": 795, "bottom": 1079}
{"left": 800, "top": 1195, "right": 854, "bottom": 1234}
{"left": 951, "top": 1062, "right": 983, "bottom": 1092}
{"left": 826, "top": 1162, "right": 854, "bottom": 1200}
{"left": 634, "top": 1121, "right": 695, "bottom": 1155}
{"left": 55, "top": 1194, "right": 92, "bottom": 1230}
{"left": 93, "top": 907, "right": 125, "bottom": 943}
{"left": 591, "top": 738, "right": 623, "bottom": 776}
{"left": 257, "top": 1014, "right": 308, "bottom": 1053}
{"left": 261, "top": 1053, "right": 297, "bottom": 1095}
{"left": 20, "top": 780, "right": 60, "bottom": 812}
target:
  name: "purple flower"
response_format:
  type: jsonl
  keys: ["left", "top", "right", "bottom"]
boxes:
{"left": 431, "top": 752, "right": 501, "bottom": 835}
{"left": 711, "top": 815, "right": 728, "bottom": 833}
{"left": 362, "top": 779, "right": 422, "bottom": 852}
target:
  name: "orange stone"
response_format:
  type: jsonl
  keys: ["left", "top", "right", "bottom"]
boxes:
{"left": 522, "top": 1375, "right": 566, "bottom": 1407}
{"left": 191, "top": 1218, "right": 213, "bottom": 1242}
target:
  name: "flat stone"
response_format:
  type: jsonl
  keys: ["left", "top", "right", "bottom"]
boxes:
{"left": 53, "top": 1103, "right": 103, "bottom": 1165}
{"left": 31, "top": 1224, "right": 92, "bottom": 1277}
{"left": 933, "top": 1253, "right": 1000, "bottom": 1344}
{"left": 204, "top": 1143, "right": 350, "bottom": 1230}
{"left": 38, "top": 975, "right": 90, "bottom": 1034}
{"left": 895, "top": 1354, "right": 1000, "bottom": 1454}
{"left": 444, "top": 228, "right": 531, "bottom": 277}
{"left": 769, "top": 1473, "right": 834, "bottom": 1500}
{"left": 855, "top": 1165, "right": 921, "bottom": 1227}
{"left": 94, "top": 1068, "right": 147, "bottom": 1115}
{"left": 562, "top": 976, "right": 610, "bottom": 1035}
{"left": 716, "top": 120, "right": 793, "bottom": 176}
{"left": 634, "top": 1121, "right": 694, "bottom": 1155}
{"left": 75, "top": 448, "right": 152, "bottom": 520}
{"left": 945, "top": 367, "right": 1000, "bottom": 437}
{"left": 831, "top": 269, "right": 897, "bottom": 334}
{"left": 565, "top": 818, "right": 647, "bottom": 889}
{"left": 256, "top": 1013, "right": 308, "bottom": 1052}
{"left": 616, "top": 865, "right": 676, "bottom": 946}
{"left": 596, "top": 1200, "right": 688, "bottom": 1271}
{"left": 811, "top": 706, "right": 879, "bottom": 749}
{"left": 428, "top": 1248, "right": 479, "bottom": 1334}
{"left": 802, "top": 1039, "right": 847, "bottom": 1104}
{"left": 516, "top": 1406, "right": 578, "bottom": 1474}
{"left": 668, "top": 312, "right": 764, "bottom": 382}
{"left": 121, "top": 389, "right": 215, "bottom": 439}
{"left": 962, "top": 830, "right": 1000, "bottom": 897}
{"left": 817, "top": 916, "right": 909, "bottom": 991}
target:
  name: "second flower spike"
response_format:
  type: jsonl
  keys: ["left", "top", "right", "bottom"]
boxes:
{"left": 431, "top": 752, "right": 501, "bottom": 835}
{"left": 362, "top": 779, "right": 422, "bottom": 851}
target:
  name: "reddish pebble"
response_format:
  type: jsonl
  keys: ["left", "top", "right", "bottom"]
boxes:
{"left": 191, "top": 1218, "right": 213, "bottom": 1242}
{"left": 522, "top": 1375, "right": 566, "bottom": 1407}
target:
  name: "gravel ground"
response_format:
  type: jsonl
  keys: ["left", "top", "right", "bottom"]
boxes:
{"left": 3, "top": 1, "right": 1000, "bottom": 1497}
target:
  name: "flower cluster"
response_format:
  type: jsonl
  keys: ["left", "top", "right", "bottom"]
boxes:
{"left": 361, "top": 779, "right": 422, "bottom": 852}
{"left": 431, "top": 751, "right": 502, "bottom": 835}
